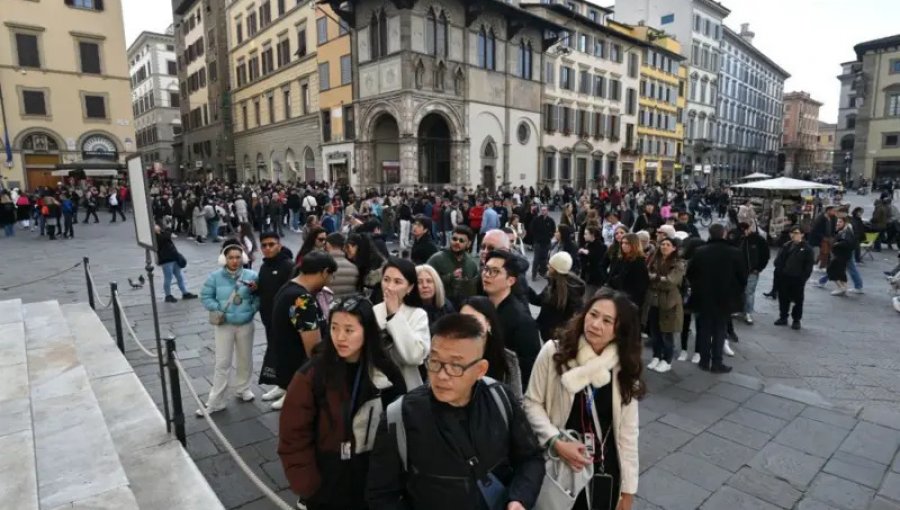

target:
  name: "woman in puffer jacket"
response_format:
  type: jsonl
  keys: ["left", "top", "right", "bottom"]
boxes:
{"left": 278, "top": 296, "right": 405, "bottom": 510}
{"left": 197, "top": 242, "right": 259, "bottom": 416}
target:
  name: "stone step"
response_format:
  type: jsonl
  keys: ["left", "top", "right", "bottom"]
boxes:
{"left": 61, "top": 302, "right": 224, "bottom": 510}
{"left": 22, "top": 300, "right": 139, "bottom": 510}
{"left": 0, "top": 299, "right": 37, "bottom": 510}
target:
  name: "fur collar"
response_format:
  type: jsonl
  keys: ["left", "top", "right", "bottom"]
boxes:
{"left": 560, "top": 337, "right": 619, "bottom": 393}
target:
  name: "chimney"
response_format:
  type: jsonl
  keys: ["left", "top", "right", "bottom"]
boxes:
{"left": 739, "top": 23, "right": 755, "bottom": 44}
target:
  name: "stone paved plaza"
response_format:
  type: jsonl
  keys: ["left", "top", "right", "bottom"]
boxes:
{"left": 2, "top": 197, "right": 900, "bottom": 510}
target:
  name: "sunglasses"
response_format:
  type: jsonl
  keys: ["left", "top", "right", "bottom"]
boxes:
{"left": 451, "top": 236, "right": 468, "bottom": 243}
{"left": 330, "top": 295, "right": 368, "bottom": 313}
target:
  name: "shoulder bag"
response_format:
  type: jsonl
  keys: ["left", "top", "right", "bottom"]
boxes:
{"left": 209, "top": 286, "right": 239, "bottom": 326}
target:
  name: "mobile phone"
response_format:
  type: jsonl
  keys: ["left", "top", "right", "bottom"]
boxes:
{"left": 590, "top": 473, "right": 615, "bottom": 510}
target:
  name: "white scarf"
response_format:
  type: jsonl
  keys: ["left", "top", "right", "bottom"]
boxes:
{"left": 560, "top": 336, "right": 620, "bottom": 394}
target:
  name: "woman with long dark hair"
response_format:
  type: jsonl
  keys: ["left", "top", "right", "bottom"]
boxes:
{"left": 524, "top": 289, "right": 645, "bottom": 510}
{"left": 296, "top": 226, "right": 327, "bottom": 266}
{"left": 607, "top": 232, "right": 650, "bottom": 311}
{"left": 553, "top": 224, "right": 581, "bottom": 274}
{"left": 459, "top": 296, "right": 523, "bottom": 399}
{"left": 528, "top": 252, "right": 586, "bottom": 341}
{"left": 278, "top": 296, "right": 405, "bottom": 510}
{"left": 373, "top": 257, "right": 430, "bottom": 390}
{"left": 346, "top": 233, "right": 385, "bottom": 297}
{"left": 643, "top": 237, "right": 685, "bottom": 374}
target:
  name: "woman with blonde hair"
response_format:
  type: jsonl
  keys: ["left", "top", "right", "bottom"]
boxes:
{"left": 415, "top": 264, "right": 455, "bottom": 328}
{"left": 524, "top": 289, "right": 645, "bottom": 510}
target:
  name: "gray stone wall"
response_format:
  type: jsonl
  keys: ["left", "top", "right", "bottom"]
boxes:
{"left": 233, "top": 115, "right": 321, "bottom": 181}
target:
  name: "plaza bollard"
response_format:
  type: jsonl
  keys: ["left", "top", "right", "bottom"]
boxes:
{"left": 84, "top": 257, "right": 95, "bottom": 310}
{"left": 110, "top": 282, "right": 124, "bottom": 354}
{"left": 165, "top": 335, "right": 187, "bottom": 446}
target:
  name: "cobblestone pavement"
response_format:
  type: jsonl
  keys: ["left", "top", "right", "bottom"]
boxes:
{"left": 2, "top": 196, "right": 899, "bottom": 510}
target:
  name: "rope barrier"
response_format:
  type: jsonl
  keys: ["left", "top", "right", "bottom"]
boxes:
{"left": 111, "top": 291, "right": 292, "bottom": 510}
{"left": 174, "top": 356, "right": 294, "bottom": 510}
{"left": 85, "top": 266, "right": 114, "bottom": 309}
{"left": 113, "top": 290, "right": 157, "bottom": 358}
{"left": 0, "top": 261, "right": 82, "bottom": 291}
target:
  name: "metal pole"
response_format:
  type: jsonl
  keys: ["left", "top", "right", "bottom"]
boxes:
{"left": 110, "top": 282, "right": 124, "bottom": 353}
{"left": 165, "top": 335, "right": 186, "bottom": 446}
{"left": 146, "top": 249, "right": 171, "bottom": 432}
{"left": 83, "top": 257, "right": 95, "bottom": 310}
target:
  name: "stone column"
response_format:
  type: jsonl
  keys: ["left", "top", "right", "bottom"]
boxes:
{"left": 400, "top": 137, "right": 418, "bottom": 188}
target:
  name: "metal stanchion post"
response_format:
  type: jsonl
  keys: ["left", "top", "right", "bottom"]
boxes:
{"left": 111, "top": 282, "right": 124, "bottom": 353}
{"left": 165, "top": 335, "right": 186, "bottom": 446}
{"left": 84, "top": 257, "right": 95, "bottom": 310}
{"left": 146, "top": 249, "right": 171, "bottom": 433}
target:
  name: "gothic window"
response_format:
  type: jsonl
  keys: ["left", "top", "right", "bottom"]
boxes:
{"left": 370, "top": 10, "right": 388, "bottom": 59}
{"left": 486, "top": 29, "right": 495, "bottom": 70}
{"left": 518, "top": 40, "right": 533, "bottom": 79}
{"left": 426, "top": 9, "right": 435, "bottom": 55}
{"left": 477, "top": 28, "right": 486, "bottom": 68}
{"left": 426, "top": 9, "right": 448, "bottom": 57}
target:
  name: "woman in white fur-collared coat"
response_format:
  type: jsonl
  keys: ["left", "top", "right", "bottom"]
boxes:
{"left": 524, "top": 289, "right": 646, "bottom": 510}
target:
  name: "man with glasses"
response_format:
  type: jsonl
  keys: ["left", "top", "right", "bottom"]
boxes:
{"left": 482, "top": 251, "right": 541, "bottom": 387}
{"left": 367, "top": 314, "right": 544, "bottom": 510}
{"left": 773, "top": 226, "right": 815, "bottom": 330}
{"left": 256, "top": 232, "right": 295, "bottom": 403}
{"left": 427, "top": 225, "right": 480, "bottom": 307}
{"left": 269, "top": 251, "right": 337, "bottom": 410}
{"left": 479, "top": 229, "right": 531, "bottom": 305}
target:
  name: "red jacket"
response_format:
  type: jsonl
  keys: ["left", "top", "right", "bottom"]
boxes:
{"left": 468, "top": 205, "right": 484, "bottom": 230}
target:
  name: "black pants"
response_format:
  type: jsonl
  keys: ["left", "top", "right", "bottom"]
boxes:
{"left": 681, "top": 311, "right": 696, "bottom": 351}
{"left": 63, "top": 215, "right": 74, "bottom": 238}
{"left": 533, "top": 242, "right": 551, "bottom": 277}
{"left": 110, "top": 205, "right": 126, "bottom": 221}
{"left": 778, "top": 276, "right": 806, "bottom": 321}
{"left": 696, "top": 312, "right": 727, "bottom": 367}
{"left": 767, "top": 269, "right": 782, "bottom": 299}
{"left": 83, "top": 208, "right": 99, "bottom": 223}
{"left": 648, "top": 307, "right": 674, "bottom": 362}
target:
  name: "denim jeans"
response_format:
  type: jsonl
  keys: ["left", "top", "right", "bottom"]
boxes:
{"left": 3, "top": 223, "right": 14, "bottom": 237}
{"left": 846, "top": 257, "right": 863, "bottom": 290}
{"left": 744, "top": 272, "right": 759, "bottom": 314}
{"left": 161, "top": 261, "right": 188, "bottom": 297}
{"left": 290, "top": 209, "right": 301, "bottom": 231}
{"left": 207, "top": 219, "right": 219, "bottom": 241}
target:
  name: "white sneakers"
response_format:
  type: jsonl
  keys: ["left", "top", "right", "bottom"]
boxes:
{"left": 831, "top": 288, "right": 847, "bottom": 296}
{"left": 647, "top": 358, "right": 660, "bottom": 370}
{"left": 262, "top": 387, "right": 286, "bottom": 401}
{"left": 655, "top": 361, "right": 672, "bottom": 373}
{"left": 195, "top": 405, "right": 225, "bottom": 418}
{"left": 724, "top": 340, "right": 735, "bottom": 357}
{"left": 745, "top": 313, "right": 754, "bottom": 324}
{"left": 691, "top": 353, "right": 701, "bottom": 364}
{"left": 271, "top": 394, "right": 286, "bottom": 411}
{"left": 849, "top": 288, "right": 864, "bottom": 294}
{"left": 237, "top": 389, "right": 255, "bottom": 402}
{"left": 677, "top": 351, "right": 689, "bottom": 362}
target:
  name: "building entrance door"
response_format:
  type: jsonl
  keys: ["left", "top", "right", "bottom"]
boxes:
{"left": 575, "top": 158, "right": 587, "bottom": 190}
{"left": 482, "top": 165, "right": 495, "bottom": 193}
{"left": 25, "top": 154, "right": 62, "bottom": 191}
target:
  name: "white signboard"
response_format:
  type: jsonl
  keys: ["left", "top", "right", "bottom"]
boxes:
{"left": 127, "top": 155, "right": 156, "bottom": 252}
{"left": 703, "top": 165, "right": 712, "bottom": 174}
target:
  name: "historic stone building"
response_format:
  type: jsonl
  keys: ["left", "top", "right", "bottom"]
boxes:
{"left": 834, "top": 60, "right": 861, "bottom": 179}
{"left": 782, "top": 91, "right": 822, "bottom": 177}
{"left": 325, "top": 0, "right": 561, "bottom": 191}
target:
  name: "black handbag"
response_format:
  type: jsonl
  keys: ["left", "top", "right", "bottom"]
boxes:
{"left": 176, "top": 252, "right": 187, "bottom": 269}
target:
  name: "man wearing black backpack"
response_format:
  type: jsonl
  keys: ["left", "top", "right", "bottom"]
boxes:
{"left": 367, "top": 314, "right": 544, "bottom": 510}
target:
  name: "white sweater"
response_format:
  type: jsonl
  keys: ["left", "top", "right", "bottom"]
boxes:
{"left": 373, "top": 303, "right": 430, "bottom": 390}
{"left": 523, "top": 338, "right": 640, "bottom": 496}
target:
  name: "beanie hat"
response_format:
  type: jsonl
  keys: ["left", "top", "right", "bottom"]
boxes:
{"left": 657, "top": 224, "right": 677, "bottom": 240}
{"left": 548, "top": 252, "right": 573, "bottom": 275}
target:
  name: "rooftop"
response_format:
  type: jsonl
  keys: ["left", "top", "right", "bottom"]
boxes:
{"left": 854, "top": 33, "right": 900, "bottom": 60}
{"left": 723, "top": 25, "right": 790, "bottom": 79}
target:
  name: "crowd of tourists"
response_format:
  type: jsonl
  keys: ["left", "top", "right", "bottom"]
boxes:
{"left": 0, "top": 184, "right": 129, "bottom": 239}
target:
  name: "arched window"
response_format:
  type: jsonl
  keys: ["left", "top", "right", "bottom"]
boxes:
{"left": 370, "top": 10, "right": 388, "bottom": 59}
{"left": 486, "top": 29, "right": 495, "bottom": 70}
{"left": 379, "top": 10, "right": 387, "bottom": 57}
{"left": 425, "top": 9, "right": 435, "bottom": 55}
{"left": 476, "top": 27, "right": 486, "bottom": 68}
{"left": 370, "top": 12, "right": 380, "bottom": 58}
{"left": 437, "top": 12, "right": 448, "bottom": 57}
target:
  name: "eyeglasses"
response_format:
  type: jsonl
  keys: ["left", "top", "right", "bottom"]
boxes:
{"left": 425, "top": 357, "right": 483, "bottom": 377}
{"left": 330, "top": 295, "right": 367, "bottom": 313}
{"left": 451, "top": 236, "right": 468, "bottom": 243}
{"left": 481, "top": 266, "right": 504, "bottom": 278}
{"left": 260, "top": 242, "right": 278, "bottom": 248}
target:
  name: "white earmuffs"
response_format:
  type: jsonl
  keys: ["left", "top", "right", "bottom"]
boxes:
{"left": 218, "top": 245, "right": 250, "bottom": 266}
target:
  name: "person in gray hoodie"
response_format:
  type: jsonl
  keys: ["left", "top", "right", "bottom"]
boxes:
{"left": 325, "top": 232, "right": 359, "bottom": 299}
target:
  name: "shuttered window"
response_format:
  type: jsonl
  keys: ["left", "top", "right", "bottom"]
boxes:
{"left": 23, "top": 90, "right": 47, "bottom": 116}
{"left": 16, "top": 33, "right": 40, "bottom": 68}
{"left": 84, "top": 95, "right": 107, "bottom": 119}
{"left": 79, "top": 42, "right": 101, "bottom": 74}
{"left": 340, "top": 55, "right": 351, "bottom": 85}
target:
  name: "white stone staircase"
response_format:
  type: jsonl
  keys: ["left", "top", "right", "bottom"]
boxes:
{"left": 0, "top": 298, "right": 223, "bottom": 510}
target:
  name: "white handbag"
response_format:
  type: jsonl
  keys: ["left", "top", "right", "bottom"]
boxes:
{"left": 534, "top": 430, "right": 593, "bottom": 510}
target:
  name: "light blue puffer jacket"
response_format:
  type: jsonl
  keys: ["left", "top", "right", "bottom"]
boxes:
{"left": 200, "top": 268, "right": 259, "bottom": 325}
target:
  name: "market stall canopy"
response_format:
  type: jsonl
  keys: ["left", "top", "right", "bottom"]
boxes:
{"left": 51, "top": 169, "right": 120, "bottom": 177}
{"left": 739, "top": 172, "right": 772, "bottom": 180}
{"left": 731, "top": 177, "right": 837, "bottom": 191}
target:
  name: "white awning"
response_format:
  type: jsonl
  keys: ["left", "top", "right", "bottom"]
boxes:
{"left": 84, "top": 169, "right": 120, "bottom": 177}
{"left": 732, "top": 177, "right": 837, "bottom": 191}
{"left": 739, "top": 172, "right": 772, "bottom": 180}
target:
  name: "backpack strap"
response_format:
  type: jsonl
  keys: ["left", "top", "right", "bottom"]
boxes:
{"left": 386, "top": 396, "right": 408, "bottom": 471}
{"left": 481, "top": 377, "right": 510, "bottom": 428}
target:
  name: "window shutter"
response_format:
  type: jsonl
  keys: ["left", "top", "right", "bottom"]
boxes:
{"left": 95, "top": 0, "right": 104, "bottom": 10}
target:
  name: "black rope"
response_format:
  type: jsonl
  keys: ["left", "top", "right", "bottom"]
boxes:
{"left": 0, "top": 261, "right": 82, "bottom": 291}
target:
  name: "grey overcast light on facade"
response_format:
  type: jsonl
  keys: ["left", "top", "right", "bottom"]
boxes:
{"left": 122, "top": 0, "right": 900, "bottom": 122}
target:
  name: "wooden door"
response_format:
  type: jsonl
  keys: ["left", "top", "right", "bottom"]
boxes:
{"left": 25, "top": 154, "right": 62, "bottom": 191}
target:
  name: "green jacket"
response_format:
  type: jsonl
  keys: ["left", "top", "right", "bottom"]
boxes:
{"left": 426, "top": 249, "right": 480, "bottom": 305}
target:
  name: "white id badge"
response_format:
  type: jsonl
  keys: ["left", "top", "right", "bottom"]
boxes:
{"left": 340, "top": 441, "right": 352, "bottom": 460}
{"left": 583, "top": 432, "right": 595, "bottom": 457}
